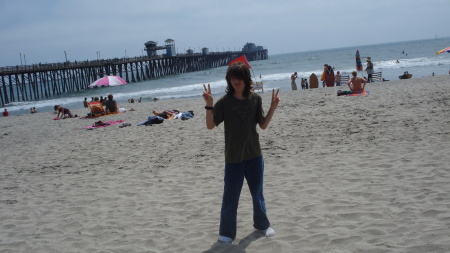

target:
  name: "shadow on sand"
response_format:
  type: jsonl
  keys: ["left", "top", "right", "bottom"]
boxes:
{"left": 201, "top": 230, "right": 265, "bottom": 253}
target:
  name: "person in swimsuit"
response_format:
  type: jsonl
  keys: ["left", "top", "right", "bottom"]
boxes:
{"left": 291, "top": 72, "right": 298, "bottom": 90}
{"left": 347, "top": 71, "right": 367, "bottom": 93}
{"left": 54, "top": 105, "right": 74, "bottom": 119}
{"left": 104, "top": 94, "right": 119, "bottom": 114}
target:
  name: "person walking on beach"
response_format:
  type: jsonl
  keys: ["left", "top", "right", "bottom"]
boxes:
{"left": 202, "top": 62, "right": 280, "bottom": 244}
{"left": 365, "top": 57, "right": 374, "bottom": 83}
{"left": 291, "top": 72, "right": 298, "bottom": 90}
{"left": 3, "top": 108, "right": 9, "bottom": 117}
{"left": 347, "top": 71, "right": 366, "bottom": 93}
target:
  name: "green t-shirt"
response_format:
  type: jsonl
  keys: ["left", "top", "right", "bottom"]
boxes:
{"left": 213, "top": 92, "right": 265, "bottom": 163}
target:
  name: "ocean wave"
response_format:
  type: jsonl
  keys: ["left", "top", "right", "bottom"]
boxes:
{"left": 375, "top": 57, "right": 450, "bottom": 70}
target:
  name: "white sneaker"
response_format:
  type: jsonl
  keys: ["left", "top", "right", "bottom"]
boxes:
{"left": 218, "top": 235, "right": 233, "bottom": 244}
{"left": 263, "top": 227, "right": 276, "bottom": 237}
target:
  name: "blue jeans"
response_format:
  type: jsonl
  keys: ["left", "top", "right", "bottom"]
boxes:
{"left": 219, "top": 156, "right": 270, "bottom": 239}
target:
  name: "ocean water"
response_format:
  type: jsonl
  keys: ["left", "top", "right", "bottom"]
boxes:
{"left": 3, "top": 37, "right": 450, "bottom": 115}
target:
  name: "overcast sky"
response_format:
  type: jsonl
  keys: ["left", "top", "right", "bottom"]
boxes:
{"left": 1, "top": 0, "right": 449, "bottom": 67}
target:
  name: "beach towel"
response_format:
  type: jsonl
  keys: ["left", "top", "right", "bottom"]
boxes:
{"left": 79, "top": 111, "right": 125, "bottom": 119}
{"left": 137, "top": 116, "right": 164, "bottom": 126}
{"left": 79, "top": 120, "right": 125, "bottom": 129}
{"left": 173, "top": 111, "right": 194, "bottom": 120}
{"left": 338, "top": 90, "right": 370, "bottom": 96}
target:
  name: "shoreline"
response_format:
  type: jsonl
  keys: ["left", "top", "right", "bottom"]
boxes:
{"left": 1, "top": 75, "right": 449, "bottom": 252}
{"left": 2, "top": 73, "right": 449, "bottom": 117}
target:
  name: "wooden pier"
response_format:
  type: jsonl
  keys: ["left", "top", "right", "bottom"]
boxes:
{"left": 0, "top": 50, "right": 268, "bottom": 106}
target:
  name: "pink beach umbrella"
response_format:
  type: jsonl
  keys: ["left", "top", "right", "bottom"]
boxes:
{"left": 88, "top": 76, "right": 127, "bottom": 88}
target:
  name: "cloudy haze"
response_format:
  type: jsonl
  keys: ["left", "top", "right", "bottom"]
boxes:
{"left": 1, "top": 0, "right": 449, "bottom": 67}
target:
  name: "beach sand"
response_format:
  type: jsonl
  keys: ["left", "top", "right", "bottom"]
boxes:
{"left": 1, "top": 75, "right": 449, "bottom": 253}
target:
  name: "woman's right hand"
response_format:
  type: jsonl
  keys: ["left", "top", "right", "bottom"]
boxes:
{"left": 203, "top": 83, "right": 213, "bottom": 106}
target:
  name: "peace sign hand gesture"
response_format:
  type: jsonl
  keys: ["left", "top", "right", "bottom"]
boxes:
{"left": 203, "top": 83, "right": 213, "bottom": 106}
{"left": 270, "top": 88, "right": 280, "bottom": 109}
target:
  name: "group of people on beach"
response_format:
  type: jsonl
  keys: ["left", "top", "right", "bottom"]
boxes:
{"left": 290, "top": 72, "right": 311, "bottom": 90}
{"left": 83, "top": 94, "right": 122, "bottom": 114}
{"left": 83, "top": 95, "right": 117, "bottom": 108}
{"left": 55, "top": 94, "right": 120, "bottom": 119}
{"left": 291, "top": 57, "right": 373, "bottom": 94}
{"left": 1, "top": 60, "right": 373, "bottom": 245}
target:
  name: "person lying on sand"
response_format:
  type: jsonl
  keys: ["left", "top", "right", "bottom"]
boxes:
{"left": 152, "top": 109, "right": 180, "bottom": 119}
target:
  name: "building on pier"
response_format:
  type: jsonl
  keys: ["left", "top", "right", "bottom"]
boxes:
{"left": 144, "top": 39, "right": 177, "bottom": 57}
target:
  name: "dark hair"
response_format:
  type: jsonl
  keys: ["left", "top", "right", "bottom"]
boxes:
{"left": 225, "top": 62, "right": 252, "bottom": 97}
{"left": 108, "top": 94, "right": 113, "bottom": 100}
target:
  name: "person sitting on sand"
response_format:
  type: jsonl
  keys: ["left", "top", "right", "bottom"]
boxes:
{"left": 104, "top": 94, "right": 119, "bottom": 114}
{"left": 347, "top": 71, "right": 366, "bottom": 93}
{"left": 54, "top": 105, "right": 74, "bottom": 119}
{"left": 30, "top": 107, "right": 37, "bottom": 113}
{"left": 152, "top": 109, "right": 180, "bottom": 119}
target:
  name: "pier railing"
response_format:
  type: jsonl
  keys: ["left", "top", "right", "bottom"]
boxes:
{"left": 0, "top": 50, "right": 268, "bottom": 106}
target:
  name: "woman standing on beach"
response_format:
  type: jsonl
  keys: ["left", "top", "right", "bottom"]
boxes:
{"left": 365, "top": 57, "right": 374, "bottom": 82}
{"left": 202, "top": 62, "right": 280, "bottom": 244}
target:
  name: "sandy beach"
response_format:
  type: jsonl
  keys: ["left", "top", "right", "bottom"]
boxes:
{"left": 1, "top": 75, "right": 449, "bottom": 253}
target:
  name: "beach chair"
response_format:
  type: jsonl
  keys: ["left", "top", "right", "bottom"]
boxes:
{"left": 339, "top": 75, "right": 349, "bottom": 85}
{"left": 371, "top": 72, "right": 384, "bottom": 82}
{"left": 252, "top": 81, "right": 264, "bottom": 93}
{"left": 88, "top": 101, "right": 106, "bottom": 117}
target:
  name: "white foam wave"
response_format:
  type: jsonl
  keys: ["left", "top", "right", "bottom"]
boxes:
{"left": 374, "top": 57, "right": 450, "bottom": 70}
